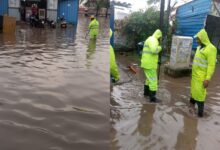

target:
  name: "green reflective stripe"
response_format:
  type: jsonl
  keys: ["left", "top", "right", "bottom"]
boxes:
{"left": 148, "top": 77, "right": 157, "bottom": 81}
{"left": 90, "top": 25, "right": 99, "bottom": 29}
{"left": 142, "top": 51, "right": 158, "bottom": 55}
{"left": 143, "top": 45, "right": 159, "bottom": 55}
{"left": 90, "top": 27, "right": 99, "bottom": 29}
{"left": 194, "top": 57, "right": 207, "bottom": 64}
{"left": 193, "top": 62, "right": 208, "bottom": 68}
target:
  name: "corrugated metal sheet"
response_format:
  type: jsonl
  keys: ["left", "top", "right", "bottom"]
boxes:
{"left": 72, "top": 0, "right": 79, "bottom": 24}
{"left": 58, "top": 0, "right": 78, "bottom": 24}
{"left": 176, "top": 0, "right": 212, "bottom": 49}
{"left": 8, "top": 8, "right": 20, "bottom": 21}
{"left": 205, "top": 15, "right": 220, "bottom": 52}
{"left": 0, "top": 0, "right": 8, "bottom": 15}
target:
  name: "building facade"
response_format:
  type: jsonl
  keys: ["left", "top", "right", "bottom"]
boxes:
{"left": 0, "top": 0, "right": 79, "bottom": 24}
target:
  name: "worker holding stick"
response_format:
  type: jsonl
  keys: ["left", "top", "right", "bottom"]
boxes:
{"left": 141, "top": 29, "right": 162, "bottom": 102}
{"left": 88, "top": 15, "right": 99, "bottom": 39}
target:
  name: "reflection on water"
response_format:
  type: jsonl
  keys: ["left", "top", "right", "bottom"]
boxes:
{"left": 111, "top": 53, "right": 220, "bottom": 150}
{"left": 0, "top": 16, "right": 109, "bottom": 150}
{"left": 86, "top": 39, "right": 97, "bottom": 68}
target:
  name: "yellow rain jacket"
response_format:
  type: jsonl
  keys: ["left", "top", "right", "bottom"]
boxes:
{"left": 89, "top": 19, "right": 99, "bottom": 39}
{"left": 110, "top": 29, "right": 120, "bottom": 81}
{"left": 191, "top": 29, "right": 217, "bottom": 101}
{"left": 141, "top": 29, "right": 162, "bottom": 70}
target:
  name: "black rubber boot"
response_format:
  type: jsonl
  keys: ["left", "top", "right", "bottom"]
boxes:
{"left": 190, "top": 97, "right": 196, "bottom": 105}
{"left": 144, "top": 85, "right": 150, "bottom": 96}
{"left": 149, "top": 91, "right": 157, "bottom": 102}
{"left": 197, "top": 101, "right": 204, "bottom": 117}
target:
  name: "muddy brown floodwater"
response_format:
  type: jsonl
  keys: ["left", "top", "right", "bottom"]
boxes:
{"left": 0, "top": 16, "right": 109, "bottom": 150}
{"left": 111, "top": 53, "right": 220, "bottom": 150}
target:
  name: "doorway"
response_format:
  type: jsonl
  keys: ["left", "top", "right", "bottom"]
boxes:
{"left": 20, "top": 0, "right": 47, "bottom": 21}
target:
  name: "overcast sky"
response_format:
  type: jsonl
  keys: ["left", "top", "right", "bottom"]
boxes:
{"left": 112, "top": 0, "right": 192, "bottom": 12}
{"left": 112, "top": 0, "right": 193, "bottom": 19}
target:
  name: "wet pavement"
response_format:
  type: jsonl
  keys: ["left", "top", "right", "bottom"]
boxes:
{"left": 0, "top": 16, "right": 109, "bottom": 150}
{"left": 111, "top": 53, "right": 220, "bottom": 150}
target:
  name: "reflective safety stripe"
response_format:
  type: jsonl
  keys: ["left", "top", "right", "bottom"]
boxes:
{"left": 90, "top": 27, "right": 99, "bottom": 29}
{"left": 90, "top": 24, "right": 99, "bottom": 29}
{"left": 143, "top": 45, "right": 160, "bottom": 55}
{"left": 193, "top": 62, "right": 208, "bottom": 68}
{"left": 148, "top": 77, "right": 157, "bottom": 81}
{"left": 194, "top": 57, "right": 207, "bottom": 64}
{"left": 142, "top": 51, "right": 159, "bottom": 55}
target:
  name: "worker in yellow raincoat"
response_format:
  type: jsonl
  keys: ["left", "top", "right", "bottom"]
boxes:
{"left": 190, "top": 29, "right": 217, "bottom": 117}
{"left": 141, "top": 29, "right": 162, "bottom": 102}
{"left": 88, "top": 15, "right": 99, "bottom": 39}
{"left": 110, "top": 29, "right": 120, "bottom": 82}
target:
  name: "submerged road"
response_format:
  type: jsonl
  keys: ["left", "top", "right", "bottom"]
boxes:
{"left": 0, "top": 16, "right": 109, "bottom": 150}
{"left": 111, "top": 53, "right": 220, "bottom": 150}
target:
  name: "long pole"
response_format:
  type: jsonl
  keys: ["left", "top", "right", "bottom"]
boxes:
{"left": 166, "top": 0, "right": 171, "bottom": 54}
{"left": 159, "top": 0, "right": 165, "bottom": 32}
{"left": 158, "top": 0, "right": 165, "bottom": 80}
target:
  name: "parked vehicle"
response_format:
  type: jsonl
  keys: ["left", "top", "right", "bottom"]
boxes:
{"left": 58, "top": 16, "right": 67, "bottom": 28}
{"left": 30, "top": 15, "right": 45, "bottom": 28}
{"left": 45, "top": 18, "right": 56, "bottom": 28}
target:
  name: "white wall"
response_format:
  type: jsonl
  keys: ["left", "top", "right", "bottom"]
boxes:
{"left": 8, "top": 0, "right": 20, "bottom": 21}
{"left": 47, "top": 0, "right": 58, "bottom": 21}
{"left": 47, "top": 10, "right": 57, "bottom": 21}
{"left": 9, "top": 8, "right": 20, "bottom": 21}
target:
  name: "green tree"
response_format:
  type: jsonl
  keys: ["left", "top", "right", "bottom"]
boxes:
{"left": 121, "top": 7, "right": 160, "bottom": 49}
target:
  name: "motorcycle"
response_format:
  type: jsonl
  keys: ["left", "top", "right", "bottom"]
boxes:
{"left": 30, "top": 15, "right": 45, "bottom": 28}
{"left": 45, "top": 18, "right": 56, "bottom": 28}
{"left": 58, "top": 16, "right": 67, "bottom": 28}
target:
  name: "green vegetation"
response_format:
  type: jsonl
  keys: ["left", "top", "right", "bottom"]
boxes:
{"left": 121, "top": 7, "right": 160, "bottom": 49}
{"left": 120, "top": 11, "right": 175, "bottom": 54}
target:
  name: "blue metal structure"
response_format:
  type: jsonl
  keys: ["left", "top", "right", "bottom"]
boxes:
{"left": 176, "top": 0, "right": 212, "bottom": 49}
{"left": 58, "top": 0, "right": 79, "bottom": 24}
{"left": 0, "top": 0, "right": 8, "bottom": 15}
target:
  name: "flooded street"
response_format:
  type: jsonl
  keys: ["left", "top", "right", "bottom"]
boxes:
{"left": 111, "top": 53, "right": 220, "bottom": 150}
{"left": 0, "top": 16, "right": 109, "bottom": 150}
